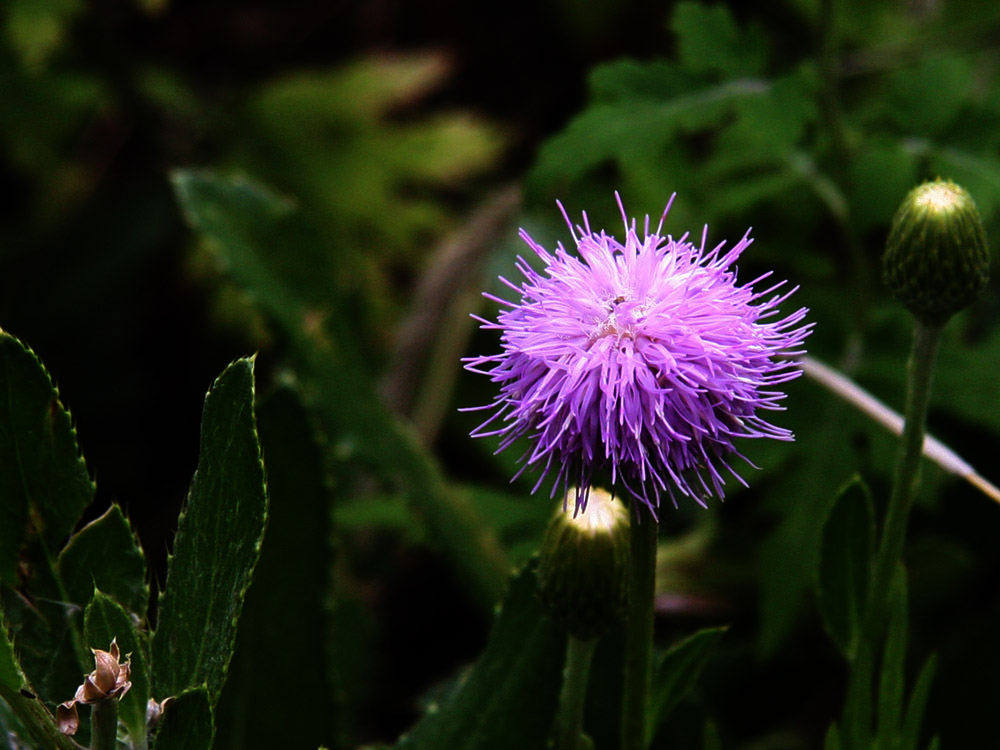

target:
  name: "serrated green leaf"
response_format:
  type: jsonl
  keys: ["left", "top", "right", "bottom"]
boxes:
{"left": 0, "top": 604, "right": 26, "bottom": 691}
{"left": 817, "top": 476, "right": 875, "bottom": 658}
{"left": 171, "top": 169, "right": 508, "bottom": 612}
{"left": 84, "top": 591, "right": 150, "bottom": 748}
{"left": 0, "top": 331, "right": 94, "bottom": 586}
{"left": 646, "top": 626, "right": 727, "bottom": 744}
{"left": 213, "top": 383, "right": 340, "bottom": 750}
{"left": 394, "top": 565, "right": 564, "bottom": 750}
{"left": 57, "top": 504, "right": 148, "bottom": 618}
{"left": 151, "top": 358, "right": 267, "bottom": 705}
{"left": 152, "top": 687, "right": 213, "bottom": 750}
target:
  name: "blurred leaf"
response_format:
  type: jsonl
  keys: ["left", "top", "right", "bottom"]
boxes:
{"left": 901, "top": 654, "right": 937, "bottom": 750}
{"left": 83, "top": 591, "right": 150, "bottom": 746}
{"left": 152, "top": 687, "right": 213, "bottom": 750}
{"left": 824, "top": 723, "right": 842, "bottom": 750}
{"left": 703, "top": 718, "right": 723, "bottom": 750}
{"left": 57, "top": 504, "right": 148, "bottom": 618}
{"left": 531, "top": 74, "right": 771, "bottom": 190}
{"left": 3, "top": 0, "right": 83, "bottom": 71}
{"left": 881, "top": 55, "right": 974, "bottom": 138}
{"left": 151, "top": 358, "right": 267, "bottom": 705}
{"left": 671, "top": 1, "right": 767, "bottom": 78}
{"left": 817, "top": 477, "right": 875, "bottom": 658}
{"left": 848, "top": 139, "right": 919, "bottom": 232}
{"left": 172, "top": 169, "right": 509, "bottom": 611}
{"left": 214, "top": 382, "right": 340, "bottom": 750}
{"left": 0, "top": 331, "right": 94, "bottom": 585}
{"left": 646, "top": 627, "right": 727, "bottom": 744}
{"left": 394, "top": 564, "right": 565, "bottom": 750}
{"left": 235, "top": 55, "right": 504, "bottom": 255}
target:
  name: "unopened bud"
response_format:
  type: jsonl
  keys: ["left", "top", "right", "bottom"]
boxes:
{"left": 883, "top": 179, "right": 990, "bottom": 325}
{"left": 536, "top": 488, "right": 629, "bottom": 640}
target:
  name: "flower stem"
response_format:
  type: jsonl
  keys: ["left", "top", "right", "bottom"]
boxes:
{"left": 90, "top": 701, "right": 119, "bottom": 750}
{"left": 556, "top": 635, "right": 597, "bottom": 750}
{"left": 622, "top": 512, "right": 657, "bottom": 750}
{"left": 844, "top": 321, "right": 943, "bottom": 748}
{"left": 867, "top": 321, "right": 942, "bottom": 634}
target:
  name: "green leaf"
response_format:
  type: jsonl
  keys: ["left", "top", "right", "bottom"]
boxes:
{"left": 0, "top": 612, "right": 79, "bottom": 750}
{"left": 0, "top": 604, "right": 26, "bottom": 691}
{"left": 213, "top": 383, "right": 340, "bottom": 750}
{"left": 671, "top": 1, "right": 767, "bottom": 78}
{"left": 817, "top": 477, "right": 875, "bottom": 658}
{"left": 877, "top": 565, "right": 908, "bottom": 745}
{"left": 394, "top": 565, "right": 565, "bottom": 750}
{"left": 57, "top": 504, "right": 148, "bottom": 617}
{"left": 824, "top": 722, "right": 842, "bottom": 750}
{"left": 0, "top": 331, "right": 94, "bottom": 586}
{"left": 646, "top": 626, "right": 727, "bottom": 744}
{"left": 0, "top": 587, "right": 83, "bottom": 702}
{"left": 901, "top": 654, "right": 938, "bottom": 750}
{"left": 84, "top": 591, "right": 150, "bottom": 747}
{"left": 152, "top": 687, "right": 214, "bottom": 750}
{"left": 151, "top": 358, "right": 267, "bottom": 705}
{"left": 171, "top": 169, "right": 509, "bottom": 612}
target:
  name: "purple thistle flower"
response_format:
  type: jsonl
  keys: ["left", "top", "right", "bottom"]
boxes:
{"left": 464, "top": 194, "right": 812, "bottom": 518}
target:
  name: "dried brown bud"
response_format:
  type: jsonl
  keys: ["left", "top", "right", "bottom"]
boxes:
{"left": 57, "top": 638, "right": 133, "bottom": 735}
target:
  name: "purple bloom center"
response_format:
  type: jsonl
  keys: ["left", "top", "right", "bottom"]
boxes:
{"left": 464, "top": 194, "right": 812, "bottom": 518}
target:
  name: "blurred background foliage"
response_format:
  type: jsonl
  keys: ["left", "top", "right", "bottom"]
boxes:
{"left": 2, "top": 0, "right": 1000, "bottom": 747}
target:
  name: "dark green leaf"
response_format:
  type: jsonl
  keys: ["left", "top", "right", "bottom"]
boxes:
{"left": 171, "top": 170, "right": 509, "bottom": 611}
{"left": 671, "top": 1, "right": 766, "bottom": 78}
{"left": 394, "top": 565, "right": 565, "bottom": 750}
{"left": 0, "top": 614, "right": 80, "bottom": 750}
{"left": 57, "top": 504, "right": 148, "bottom": 617}
{"left": 84, "top": 591, "right": 150, "bottom": 747}
{"left": 824, "top": 722, "right": 842, "bottom": 750}
{"left": 901, "top": 654, "right": 938, "bottom": 750}
{"left": 0, "top": 331, "right": 94, "bottom": 586}
{"left": 0, "top": 603, "right": 25, "bottom": 691}
{"left": 152, "top": 687, "right": 213, "bottom": 750}
{"left": 646, "top": 627, "right": 727, "bottom": 744}
{"left": 214, "top": 383, "right": 340, "bottom": 750}
{"left": 151, "top": 358, "right": 267, "bottom": 705}
{"left": 817, "top": 477, "right": 875, "bottom": 658}
{"left": 0, "top": 586, "right": 83, "bottom": 703}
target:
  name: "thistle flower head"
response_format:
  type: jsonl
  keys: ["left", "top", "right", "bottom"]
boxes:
{"left": 464, "top": 194, "right": 812, "bottom": 518}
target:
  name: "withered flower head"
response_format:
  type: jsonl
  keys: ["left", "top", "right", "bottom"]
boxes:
{"left": 57, "top": 638, "right": 133, "bottom": 736}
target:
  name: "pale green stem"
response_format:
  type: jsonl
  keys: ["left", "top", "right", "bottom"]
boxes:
{"left": 90, "top": 700, "right": 119, "bottom": 750}
{"left": 556, "top": 635, "right": 597, "bottom": 750}
{"left": 844, "top": 321, "right": 943, "bottom": 749}
{"left": 621, "top": 512, "right": 657, "bottom": 750}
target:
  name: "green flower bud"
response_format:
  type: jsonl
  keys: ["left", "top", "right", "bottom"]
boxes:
{"left": 536, "top": 488, "right": 630, "bottom": 641}
{"left": 883, "top": 179, "right": 990, "bottom": 326}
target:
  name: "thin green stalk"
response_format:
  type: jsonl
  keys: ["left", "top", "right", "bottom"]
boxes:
{"left": 843, "top": 321, "right": 943, "bottom": 748}
{"left": 867, "top": 321, "right": 942, "bottom": 643}
{"left": 622, "top": 512, "right": 657, "bottom": 750}
{"left": 556, "top": 635, "right": 598, "bottom": 750}
{"left": 90, "top": 700, "right": 119, "bottom": 750}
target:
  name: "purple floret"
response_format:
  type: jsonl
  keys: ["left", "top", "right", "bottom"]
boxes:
{"left": 464, "top": 194, "right": 812, "bottom": 518}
